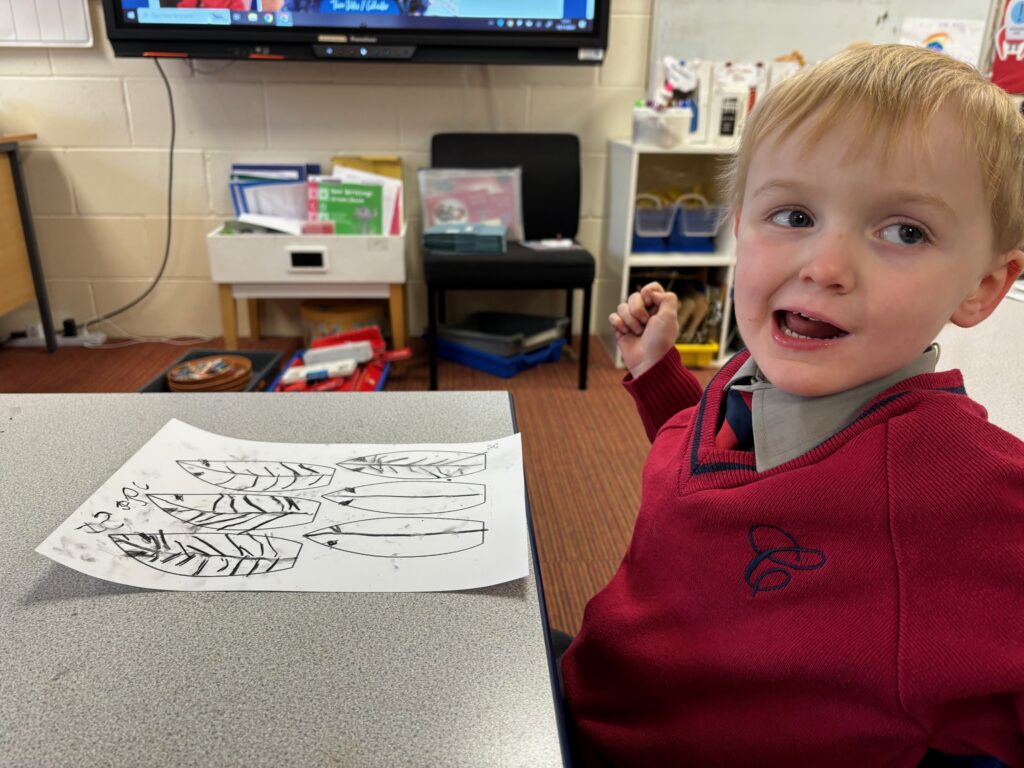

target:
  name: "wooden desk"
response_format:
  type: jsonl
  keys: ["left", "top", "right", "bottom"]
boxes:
{"left": 207, "top": 227, "right": 407, "bottom": 353}
{"left": 217, "top": 283, "right": 407, "bottom": 354}
{"left": 0, "top": 134, "right": 57, "bottom": 353}
{"left": 0, "top": 392, "right": 567, "bottom": 767}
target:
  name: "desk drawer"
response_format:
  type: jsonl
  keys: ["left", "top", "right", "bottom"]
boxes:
{"left": 207, "top": 225, "right": 406, "bottom": 284}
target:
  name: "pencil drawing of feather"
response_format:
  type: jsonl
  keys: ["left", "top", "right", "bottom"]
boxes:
{"left": 337, "top": 451, "right": 486, "bottom": 479}
{"left": 177, "top": 460, "right": 335, "bottom": 491}
{"left": 304, "top": 517, "right": 486, "bottom": 558}
{"left": 324, "top": 482, "right": 485, "bottom": 514}
{"left": 109, "top": 532, "right": 300, "bottom": 577}
{"left": 147, "top": 494, "right": 320, "bottom": 531}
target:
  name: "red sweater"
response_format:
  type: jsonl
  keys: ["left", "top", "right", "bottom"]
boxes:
{"left": 561, "top": 349, "right": 1024, "bottom": 766}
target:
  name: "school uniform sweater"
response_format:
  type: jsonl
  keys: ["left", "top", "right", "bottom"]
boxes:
{"left": 561, "top": 349, "right": 1024, "bottom": 767}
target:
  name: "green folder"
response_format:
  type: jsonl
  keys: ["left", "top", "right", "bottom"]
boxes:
{"left": 309, "top": 180, "right": 383, "bottom": 235}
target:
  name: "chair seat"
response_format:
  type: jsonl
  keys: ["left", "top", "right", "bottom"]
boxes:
{"left": 424, "top": 242, "right": 595, "bottom": 289}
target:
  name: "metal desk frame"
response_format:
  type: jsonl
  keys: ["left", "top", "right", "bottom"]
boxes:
{"left": 0, "top": 135, "right": 57, "bottom": 353}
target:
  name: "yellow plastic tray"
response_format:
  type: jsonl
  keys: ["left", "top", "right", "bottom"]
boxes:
{"left": 676, "top": 341, "right": 719, "bottom": 368}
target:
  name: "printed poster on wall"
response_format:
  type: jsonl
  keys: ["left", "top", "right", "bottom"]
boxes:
{"left": 899, "top": 17, "right": 984, "bottom": 67}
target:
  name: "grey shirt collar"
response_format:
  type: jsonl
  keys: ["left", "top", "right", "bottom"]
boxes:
{"left": 725, "top": 345, "right": 940, "bottom": 472}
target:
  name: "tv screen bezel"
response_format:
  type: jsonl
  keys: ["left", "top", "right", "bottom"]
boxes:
{"left": 100, "top": 1, "right": 611, "bottom": 65}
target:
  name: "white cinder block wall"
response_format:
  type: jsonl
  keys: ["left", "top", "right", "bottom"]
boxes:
{"left": 0, "top": 0, "right": 651, "bottom": 341}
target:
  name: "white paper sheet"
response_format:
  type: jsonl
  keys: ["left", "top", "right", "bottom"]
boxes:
{"left": 242, "top": 181, "right": 308, "bottom": 219}
{"left": 37, "top": 419, "right": 529, "bottom": 592}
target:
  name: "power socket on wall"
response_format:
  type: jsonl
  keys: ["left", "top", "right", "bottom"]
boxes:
{"left": 4, "top": 322, "right": 106, "bottom": 347}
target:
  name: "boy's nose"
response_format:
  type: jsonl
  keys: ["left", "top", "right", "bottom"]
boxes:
{"left": 798, "top": 231, "right": 857, "bottom": 293}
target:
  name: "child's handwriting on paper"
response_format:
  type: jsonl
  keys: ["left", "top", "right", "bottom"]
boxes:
{"left": 114, "top": 481, "right": 150, "bottom": 511}
{"left": 76, "top": 482, "right": 149, "bottom": 533}
{"left": 76, "top": 511, "right": 123, "bottom": 534}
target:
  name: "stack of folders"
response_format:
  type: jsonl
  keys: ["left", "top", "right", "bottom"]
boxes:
{"left": 226, "top": 159, "right": 403, "bottom": 236}
{"left": 423, "top": 224, "right": 508, "bottom": 254}
{"left": 230, "top": 163, "right": 320, "bottom": 219}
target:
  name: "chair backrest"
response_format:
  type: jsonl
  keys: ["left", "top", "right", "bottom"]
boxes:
{"left": 430, "top": 133, "right": 581, "bottom": 241}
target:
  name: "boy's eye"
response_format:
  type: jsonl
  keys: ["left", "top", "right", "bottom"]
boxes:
{"left": 880, "top": 223, "right": 927, "bottom": 246}
{"left": 770, "top": 209, "right": 813, "bottom": 228}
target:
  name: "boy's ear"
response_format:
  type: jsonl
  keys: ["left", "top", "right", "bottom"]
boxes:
{"left": 733, "top": 209, "right": 741, "bottom": 238}
{"left": 950, "top": 249, "right": 1024, "bottom": 328}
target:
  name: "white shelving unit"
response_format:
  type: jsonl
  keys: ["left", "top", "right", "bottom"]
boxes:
{"left": 599, "top": 139, "right": 739, "bottom": 369}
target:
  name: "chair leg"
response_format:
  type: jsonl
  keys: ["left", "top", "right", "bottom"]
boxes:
{"left": 428, "top": 286, "right": 439, "bottom": 391}
{"left": 438, "top": 291, "right": 447, "bottom": 325}
{"left": 578, "top": 285, "right": 591, "bottom": 390}
{"left": 564, "top": 290, "right": 574, "bottom": 340}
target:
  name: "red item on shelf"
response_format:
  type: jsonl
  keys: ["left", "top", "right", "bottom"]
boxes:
{"left": 275, "top": 325, "right": 410, "bottom": 393}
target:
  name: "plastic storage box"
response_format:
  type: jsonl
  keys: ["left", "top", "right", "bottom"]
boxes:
{"left": 667, "top": 193, "right": 725, "bottom": 253}
{"left": 437, "top": 312, "right": 570, "bottom": 356}
{"left": 632, "top": 193, "right": 674, "bottom": 253}
{"left": 435, "top": 336, "right": 566, "bottom": 378}
{"left": 139, "top": 349, "right": 283, "bottom": 393}
{"left": 676, "top": 341, "right": 719, "bottom": 368}
{"left": 632, "top": 106, "right": 694, "bottom": 149}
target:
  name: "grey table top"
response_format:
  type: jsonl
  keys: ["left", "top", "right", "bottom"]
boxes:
{"left": 936, "top": 295, "right": 1023, "bottom": 438}
{"left": 0, "top": 392, "right": 565, "bottom": 768}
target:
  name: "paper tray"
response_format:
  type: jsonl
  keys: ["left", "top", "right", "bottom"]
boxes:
{"left": 436, "top": 336, "right": 566, "bottom": 378}
{"left": 437, "top": 312, "right": 569, "bottom": 357}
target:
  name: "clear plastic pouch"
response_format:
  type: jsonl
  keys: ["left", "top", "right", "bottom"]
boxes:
{"left": 417, "top": 167, "right": 525, "bottom": 242}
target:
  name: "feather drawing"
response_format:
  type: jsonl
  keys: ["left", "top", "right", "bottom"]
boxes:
{"left": 108, "top": 531, "right": 300, "bottom": 577}
{"left": 177, "top": 460, "right": 335, "bottom": 491}
{"left": 337, "top": 451, "right": 486, "bottom": 479}
{"left": 323, "top": 482, "right": 485, "bottom": 515}
{"left": 304, "top": 517, "right": 486, "bottom": 558}
{"left": 147, "top": 494, "right": 320, "bottom": 531}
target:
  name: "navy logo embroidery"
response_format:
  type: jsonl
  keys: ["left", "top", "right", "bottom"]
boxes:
{"left": 745, "top": 525, "right": 826, "bottom": 597}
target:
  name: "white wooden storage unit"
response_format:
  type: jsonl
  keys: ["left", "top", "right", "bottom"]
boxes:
{"left": 599, "top": 139, "right": 738, "bottom": 369}
{"left": 206, "top": 226, "right": 407, "bottom": 350}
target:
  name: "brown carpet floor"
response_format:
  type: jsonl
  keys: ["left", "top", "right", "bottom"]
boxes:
{"left": 0, "top": 335, "right": 714, "bottom": 634}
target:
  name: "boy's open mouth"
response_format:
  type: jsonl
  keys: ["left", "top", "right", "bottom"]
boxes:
{"left": 776, "top": 310, "right": 849, "bottom": 340}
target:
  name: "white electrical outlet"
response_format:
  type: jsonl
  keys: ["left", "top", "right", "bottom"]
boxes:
{"left": 5, "top": 330, "right": 107, "bottom": 348}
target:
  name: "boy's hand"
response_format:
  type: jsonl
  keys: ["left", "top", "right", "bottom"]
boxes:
{"left": 609, "top": 282, "right": 679, "bottom": 379}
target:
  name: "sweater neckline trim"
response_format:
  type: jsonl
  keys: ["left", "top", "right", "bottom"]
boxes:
{"left": 689, "top": 351, "right": 968, "bottom": 481}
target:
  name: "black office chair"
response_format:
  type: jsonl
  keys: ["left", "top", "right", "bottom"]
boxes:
{"left": 423, "top": 133, "right": 596, "bottom": 390}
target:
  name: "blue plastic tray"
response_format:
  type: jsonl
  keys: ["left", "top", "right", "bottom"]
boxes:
{"left": 435, "top": 336, "right": 566, "bottom": 378}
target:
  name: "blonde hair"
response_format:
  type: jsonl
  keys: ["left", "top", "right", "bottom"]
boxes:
{"left": 721, "top": 44, "right": 1024, "bottom": 253}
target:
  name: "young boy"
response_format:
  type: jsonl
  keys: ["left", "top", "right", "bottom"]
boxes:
{"left": 560, "top": 44, "right": 1024, "bottom": 766}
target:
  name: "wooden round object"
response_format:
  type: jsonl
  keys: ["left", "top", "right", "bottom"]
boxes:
{"left": 167, "top": 355, "right": 253, "bottom": 392}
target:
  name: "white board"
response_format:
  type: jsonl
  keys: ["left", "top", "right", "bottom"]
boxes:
{"left": 0, "top": 0, "right": 92, "bottom": 47}
{"left": 37, "top": 419, "right": 530, "bottom": 592}
{"left": 649, "top": 0, "right": 991, "bottom": 82}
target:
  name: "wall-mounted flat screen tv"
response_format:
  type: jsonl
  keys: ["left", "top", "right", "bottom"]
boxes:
{"left": 102, "top": 1, "right": 610, "bottom": 65}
